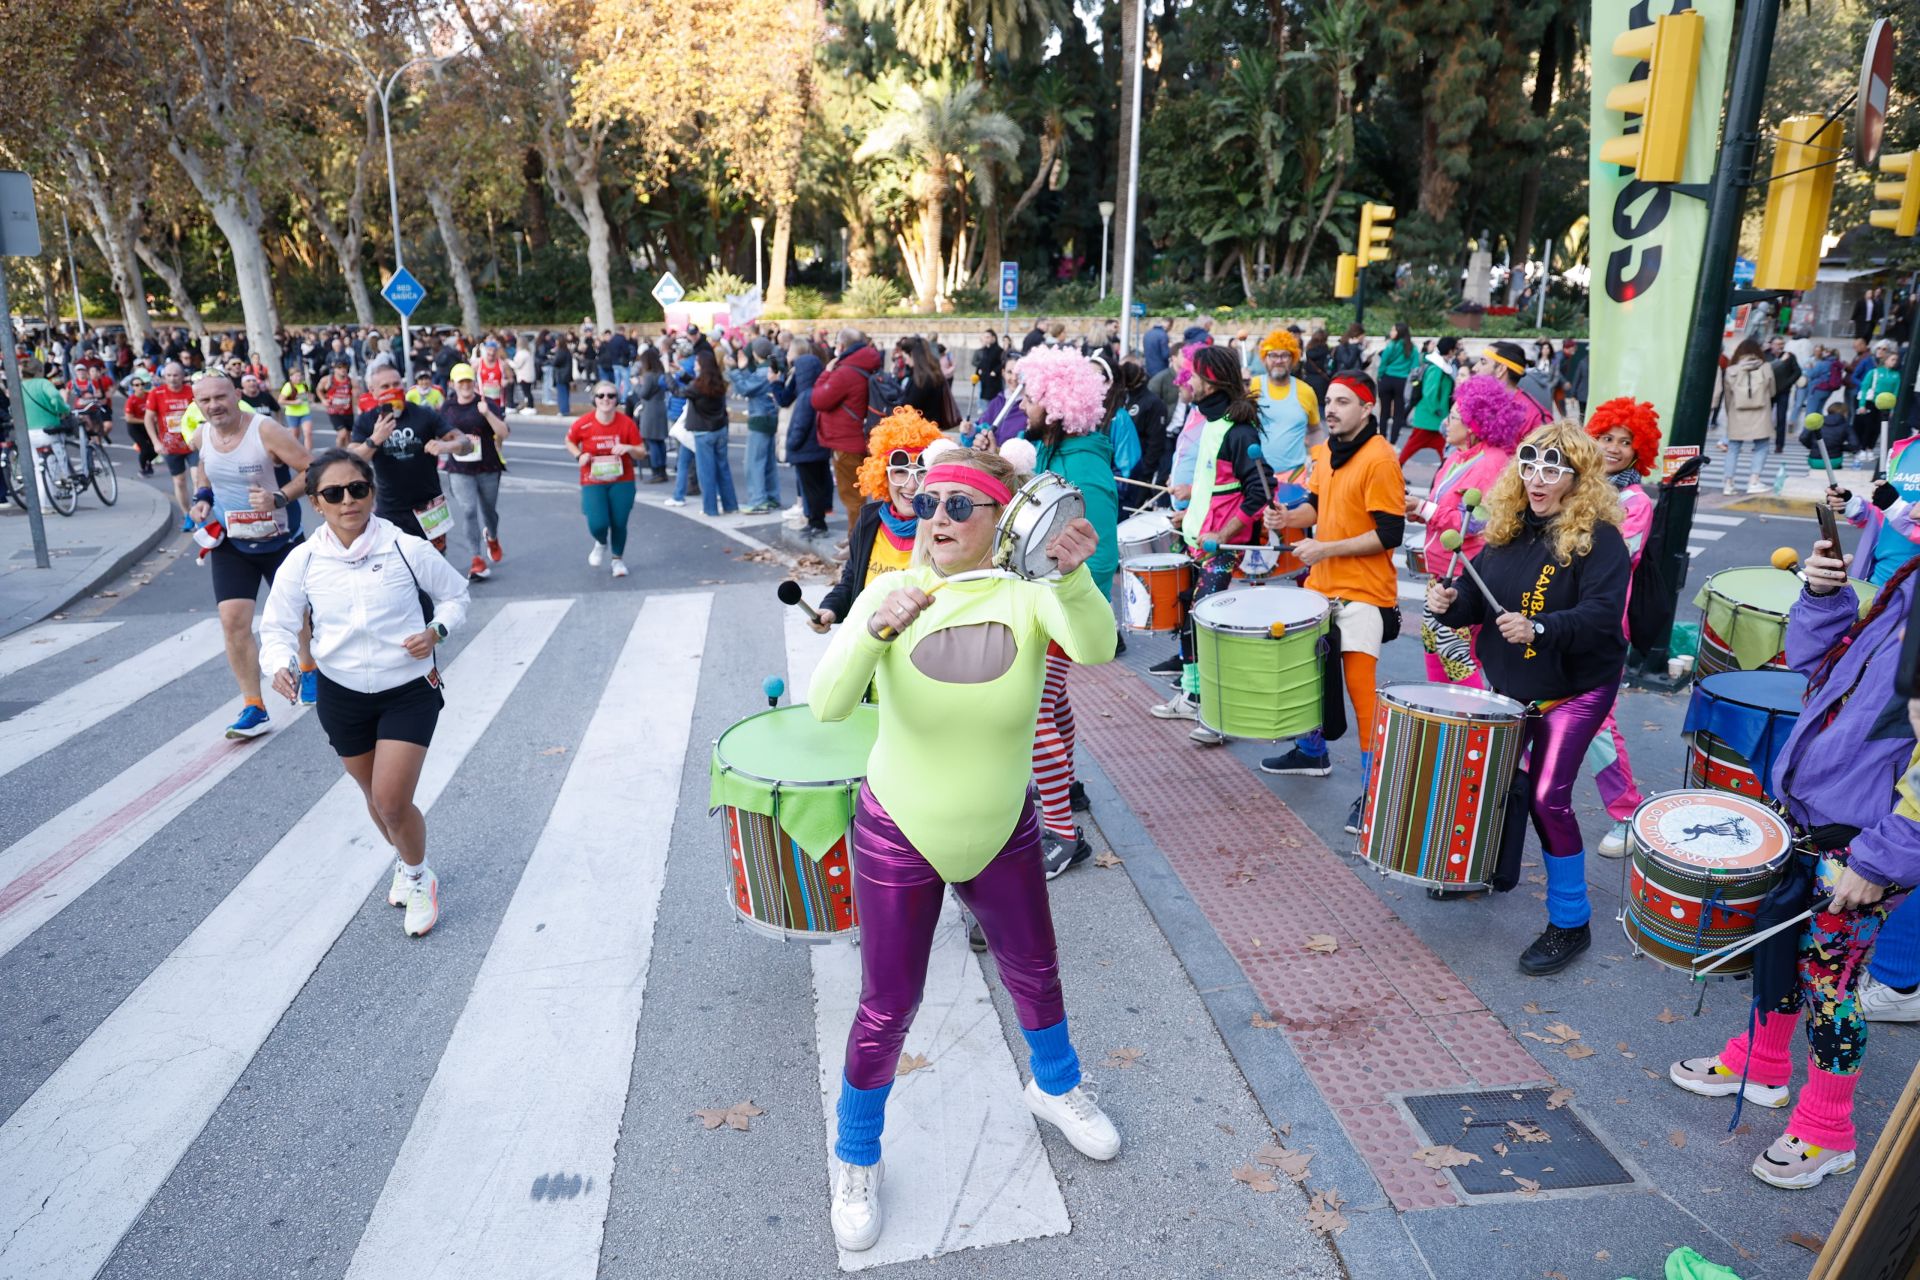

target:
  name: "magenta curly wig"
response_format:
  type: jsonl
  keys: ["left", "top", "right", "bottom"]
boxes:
{"left": 1172, "top": 340, "right": 1209, "bottom": 390}
{"left": 1018, "top": 346, "right": 1110, "bottom": 435}
{"left": 1452, "top": 374, "right": 1530, "bottom": 454}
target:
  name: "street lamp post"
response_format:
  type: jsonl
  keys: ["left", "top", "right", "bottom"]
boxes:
{"left": 60, "top": 209, "right": 84, "bottom": 337}
{"left": 1098, "top": 201, "right": 1115, "bottom": 301}
{"left": 1116, "top": 0, "right": 1147, "bottom": 353}
{"left": 839, "top": 227, "right": 849, "bottom": 294}
{"left": 750, "top": 215, "right": 766, "bottom": 299}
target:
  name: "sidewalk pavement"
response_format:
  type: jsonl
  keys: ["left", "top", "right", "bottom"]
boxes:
{"left": 0, "top": 481, "right": 172, "bottom": 639}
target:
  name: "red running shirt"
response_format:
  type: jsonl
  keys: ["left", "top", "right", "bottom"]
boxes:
{"left": 566, "top": 412, "right": 641, "bottom": 485}
{"left": 146, "top": 385, "right": 197, "bottom": 454}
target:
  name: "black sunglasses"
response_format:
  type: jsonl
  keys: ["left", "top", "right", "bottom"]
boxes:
{"left": 316, "top": 480, "right": 373, "bottom": 503}
{"left": 912, "top": 492, "right": 1000, "bottom": 523}
{"left": 593, "top": 393, "right": 618, "bottom": 401}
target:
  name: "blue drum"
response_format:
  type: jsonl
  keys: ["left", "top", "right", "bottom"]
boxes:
{"left": 1680, "top": 669, "right": 1806, "bottom": 801}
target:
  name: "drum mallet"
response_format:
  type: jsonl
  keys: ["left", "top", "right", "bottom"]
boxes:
{"left": 1115, "top": 475, "right": 1174, "bottom": 498}
{"left": 1246, "top": 443, "right": 1312, "bottom": 510}
{"left": 1434, "top": 488, "right": 1484, "bottom": 582}
{"left": 1770, "top": 546, "right": 1801, "bottom": 572}
{"left": 762, "top": 676, "right": 786, "bottom": 707}
{"left": 777, "top": 579, "right": 824, "bottom": 625}
{"left": 1437, "top": 530, "right": 1504, "bottom": 614}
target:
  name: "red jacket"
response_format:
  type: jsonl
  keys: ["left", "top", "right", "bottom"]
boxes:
{"left": 809, "top": 342, "right": 882, "bottom": 453}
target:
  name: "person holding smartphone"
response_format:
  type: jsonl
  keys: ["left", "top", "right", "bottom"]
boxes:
{"left": 347, "top": 359, "right": 467, "bottom": 552}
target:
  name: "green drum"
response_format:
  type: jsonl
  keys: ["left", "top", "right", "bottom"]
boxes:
{"left": 708, "top": 704, "right": 878, "bottom": 943}
{"left": 1192, "top": 586, "right": 1329, "bottom": 741}
{"left": 1693, "top": 567, "right": 1874, "bottom": 676}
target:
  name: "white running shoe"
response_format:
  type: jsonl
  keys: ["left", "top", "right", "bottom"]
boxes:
{"left": 1597, "top": 820, "right": 1630, "bottom": 859}
{"left": 588, "top": 542, "right": 606, "bottom": 567}
{"left": 1751, "top": 1134, "right": 1855, "bottom": 1189}
{"left": 1150, "top": 692, "right": 1198, "bottom": 721}
{"left": 830, "top": 1159, "right": 884, "bottom": 1252}
{"left": 1857, "top": 976, "right": 1920, "bottom": 1023}
{"left": 610, "top": 557, "right": 628, "bottom": 578}
{"left": 387, "top": 863, "right": 409, "bottom": 907}
{"left": 403, "top": 867, "right": 439, "bottom": 937}
{"left": 1024, "top": 1078, "right": 1121, "bottom": 1160}
{"left": 1188, "top": 725, "right": 1225, "bottom": 745}
{"left": 1668, "top": 1055, "right": 1789, "bottom": 1108}
{"left": 663, "top": 497, "right": 688, "bottom": 508}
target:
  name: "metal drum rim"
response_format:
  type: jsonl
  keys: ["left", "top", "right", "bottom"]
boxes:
{"left": 712, "top": 706, "right": 871, "bottom": 791}
{"left": 1191, "top": 586, "right": 1330, "bottom": 636}
{"left": 1377, "top": 681, "right": 1528, "bottom": 724}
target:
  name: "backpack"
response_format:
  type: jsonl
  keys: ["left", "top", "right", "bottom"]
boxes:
{"left": 1811, "top": 358, "right": 1844, "bottom": 393}
{"left": 856, "top": 366, "right": 908, "bottom": 432}
{"left": 1726, "top": 363, "right": 1771, "bottom": 413}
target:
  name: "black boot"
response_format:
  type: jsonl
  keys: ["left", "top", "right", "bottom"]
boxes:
{"left": 1518, "top": 923, "right": 1591, "bottom": 976}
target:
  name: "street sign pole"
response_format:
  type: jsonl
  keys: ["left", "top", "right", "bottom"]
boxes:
{"left": 1638, "top": 0, "right": 1782, "bottom": 681}
{"left": 0, "top": 171, "right": 50, "bottom": 568}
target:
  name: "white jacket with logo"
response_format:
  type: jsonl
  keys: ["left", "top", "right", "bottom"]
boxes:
{"left": 260, "top": 516, "right": 470, "bottom": 694}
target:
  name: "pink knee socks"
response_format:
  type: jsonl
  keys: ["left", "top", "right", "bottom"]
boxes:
{"left": 1719, "top": 1010, "right": 1798, "bottom": 1086}
{"left": 1787, "top": 1062, "right": 1860, "bottom": 1151}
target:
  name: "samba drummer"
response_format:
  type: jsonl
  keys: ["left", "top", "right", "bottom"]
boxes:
{"left": 1423, "top": 423, "right": 1630, "bottom": 975}
{"left": 809, "top": 449, "right": 1121, "bottom": 1252}
{"left": 807, "top": 408, "right": 947, "bottom": 634}
{"left": 1261, "top": 373, "right": 1408, "bottom": 837}
{"left": 1668, "top": 551, "right": 1919, "bottom": 1190}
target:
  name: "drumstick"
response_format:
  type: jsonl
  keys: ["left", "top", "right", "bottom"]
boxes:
{"left": 1115, "top": 475, "right": 1174, "bottom": 497}
{"left": 1452, "top": 552, "right": 1504, "bottom": 615}
{"left": 762, "top": 676, "right": 785, "bottom": 708}
{"left": 1432, "top": 490, "right": 1485, "bottom": 581}
{"left": 871, "top": 569, "right": 1018, "bottom": 641}
{"left": 1200, "top": 538, "right": 1268, "bottom": 554}
{"left": 776, "top": 579, "right": 824, "bottom": 624}
{"left": 1690, "top": 898, "right": 1832, "bottom": 977}
{"left": 1770, "top": 546, "right": 1800, "bottom": 572}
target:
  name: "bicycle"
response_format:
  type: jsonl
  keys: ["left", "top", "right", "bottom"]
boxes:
{"left": 35, "top": 419, "right": 118, "bottom": 516}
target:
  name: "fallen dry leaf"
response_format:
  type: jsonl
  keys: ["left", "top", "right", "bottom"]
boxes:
{"left": 1305, "top": 934, "right": 1340, "bottom": 955}
{"left": 1783, "top": 1232, "right": 1826, "bottom": 1253}
{"left": 1231, "top": 1163, "right": 1281, "bottom": 1193}
{"left": 693, "top": 1100, "right": 765, "bottom": 1132}
{"left": 1414, "top": 1144, "right": 1483, "bottom": 1170}
{"left": 1250, "top": 1011, "right": 1281, "bottom": 1030}
{"left": 1564, "top": 1044, "right": 1597, "bottom": 1060}
{"left": 1669, "top": 1130, "right": 1688, "bottom": 1149}
{"left": 1303, "top": 1189, "right": 1349, "bottom": 1235}
{"left": 1546, "top": 1088, "right": 1574, "bottom": 1110}
{"left": 1656, "top": 1007, "right": 1682, "bottom": 1024}
{"left": 1546, "top": 1271, "right": 1570, "bottom": 1280}
{"left": 896, "top": 1052, "right": 931, "bottom": 1076}
{"left": 1522, "top": 1001, "right": 1549, "bottom": 1015}
{"left": 1092, "top": 851, "right": 1123, "bottom": 869}
{"left": 1105, "top": 1046, "right": 1144, "bottom": 1070}
{"left": 1254, "top": 1143, "right": 1314, "bottom": 1181}
{"left": 1642, "top": 1068, "right": 1662, "bottom": 1081}
{"left": 1543, "top": 1022, "right": 1581, "bottom": 1043}
{"left": 1492, "top": 1141, "right": 1509, "bottom": 1157}
{"left": 1511, "top": 1176, "right": 1541, "bottom": 1195}
{"left": 1506, "top": 1120, "right": 1551, "bottom": 1144}
{"left": 1595, "top": 1252, "right": 1611, "bottom": 1263}
{"left": 1217, "top": 1123, "right": 1235, "bottom": 1136}
{"left": 538, "top": 746, "right": 568, "bottom": 756}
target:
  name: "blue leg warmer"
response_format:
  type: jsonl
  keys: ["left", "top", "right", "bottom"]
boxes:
{"left": 833, "top": 1075, "right": 892, "bottom": 1166}
{"left": 1021, "top": 1019, "right": 1082, "bottom": 1096}
{"left": 1544, "top": 850, "right": 1591, "bottom": 929}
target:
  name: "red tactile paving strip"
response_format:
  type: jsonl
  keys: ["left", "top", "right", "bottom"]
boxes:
{"left": 1075, "top": 661, "right": 1556, "bottom": 1209}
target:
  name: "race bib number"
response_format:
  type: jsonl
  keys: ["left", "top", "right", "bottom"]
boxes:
{"left": 225, "top": 507, "right": 286, "bottom": 541}
{"left": 413, "top": 495, "right": 452, "bottom": 539}
{"left": 588, "top": 455, "right": 624, "bottom": 482}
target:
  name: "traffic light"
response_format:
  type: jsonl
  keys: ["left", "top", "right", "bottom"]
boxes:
{"left": 1870, "top": 151, "right": 1920, "bottom": 238}
{"left": 1357, "top": 204, "right": 1394, "bottom": 264}
{"left": 1333, "top": 254, "right": 1357, "bottom": 299}
{"left": 1754, "top": 115, "right": 1840, "bottom": 292}
{"left": 1597, "top": 10, "right": 1705, "bottom": 184}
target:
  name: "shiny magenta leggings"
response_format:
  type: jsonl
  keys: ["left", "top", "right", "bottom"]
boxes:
{"left": 1527, "top": 684, "right": 1618, "bottom": 856}
{"left": 843, "top": 784, "right": 1067, "bottom": 1091}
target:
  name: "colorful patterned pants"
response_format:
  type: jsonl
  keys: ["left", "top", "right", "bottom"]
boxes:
{"left": 1580, "top": 708, "right": 1644, "bottom": 824}
{"left": 1727, "top": 894, "right": 1907, "bottom": 1079}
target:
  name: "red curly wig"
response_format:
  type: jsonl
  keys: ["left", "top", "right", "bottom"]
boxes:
{"left": 1585, "top": 397, "right": 1662, "bottom": 477}
{"left": 857, "top": 407, "right": 946, "bottom": 502}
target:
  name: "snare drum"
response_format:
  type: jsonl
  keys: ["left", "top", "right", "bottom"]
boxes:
{"left": 1116, "top": 510, "right": 1175, "bottom": 559}
{"left": 1681, "top": 670, "right": 1806, "bottom": 799}
{"left": 1622, "top": 790, "right": 1793, "bottom": 977}
{"left": 1119, "top": 553, "right": 1192, "bottom": 633}
{"left": 1357, "top": 684, "right": 1526, "bottom": 890}
{"left": 1191, "top": 586, "right": 1329, "bottom": 740}
{"left": 992, "top": 472, "right": 1086, "bottom": 580}
{"left": 1694, "top": 568, "right": 1873, "bottom": 676}
{"left": 709, "top": 704, "right": 878, "bottom": 942}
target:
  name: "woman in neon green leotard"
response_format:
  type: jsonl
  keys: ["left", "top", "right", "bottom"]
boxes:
{"left": 810, "top": 449, "right": 1121, "bottom": 1252}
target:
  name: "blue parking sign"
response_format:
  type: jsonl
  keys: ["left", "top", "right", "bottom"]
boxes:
{"left": 999, "top": 262, "right": 1018, "bottom": 312}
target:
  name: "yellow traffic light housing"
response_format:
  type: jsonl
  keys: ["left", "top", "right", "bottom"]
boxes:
{"left": 1357, "top": 204, "right": 1394, "bottom": 265}
{"left": 1597, "top": 10, "right": 1705, "bottom": 184}
{"left": 1755, "top": 116, "right": 1840, "bottom": 292}
{"left": 1334, "top": 254, "right": 1357, "bottom": 299}
{"left": 1870, "top": 151, "right": 1920, "bottom": 238}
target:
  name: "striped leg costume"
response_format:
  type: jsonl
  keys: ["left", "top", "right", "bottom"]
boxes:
{"left": 1033, "top": 644, "right": 1077, "bottom": 839}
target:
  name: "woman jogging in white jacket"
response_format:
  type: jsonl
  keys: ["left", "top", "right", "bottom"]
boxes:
{"left": 259, "top": 448, "right": 471, "bottom": 937}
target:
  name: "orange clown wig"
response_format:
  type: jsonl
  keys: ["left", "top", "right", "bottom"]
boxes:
{"left": 857, "top": 407, "right": 945, "bottom": 501}
{"left": 1258, "top": 328, "right": 1301, "bottom": 361}
{"left": 1584, "top": 397, "right": 1662, "bottom": 477}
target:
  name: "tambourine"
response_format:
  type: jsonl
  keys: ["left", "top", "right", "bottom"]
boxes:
{"left": 991, "top": 472, "right": 1086, "bottom": 580}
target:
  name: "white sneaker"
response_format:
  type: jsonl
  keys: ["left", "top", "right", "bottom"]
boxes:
{"left": 829, "top": 1159, "right": 884, "bottom": 1252}
{"left": 1721, "top": 476, "right": 1735, "bottom": 495}
{"left": 1597, "top": 819, "right": 1630, "bottom": 859}
{"left": 663, "top": 497, "right": 688, "bottom": 508}
{"left": 1189, "top": 725, "right": 1225, "bottom": 745}
{"left": 610, "top": 557, "right": 628, "bottom": 578}
{"left": 1150, "top": 692, "right": 1198, "bottom": 721}
{"left": 783, "top": 500, "right": 806, "bottom": 523}
{"left": 387, "top": 863, "right": 409, "bottom": 907}
{"left": 1746, "top": 479, "right": 1769, "bottom": 495}
{"left": 1024, "top": 1078, "right": 1121, "bottom": 1160}
{"left": 588, "top": 542, "right": 606, "bottom": 567}
{"left": 1668, "top": 1055, "right": 1789, "bottom": 1108}
{"left": 1857, "top": 976, "right": 1920, "bottom": 1023}
{"left": 402, "top": 867, "right": 439, "bottom": 937}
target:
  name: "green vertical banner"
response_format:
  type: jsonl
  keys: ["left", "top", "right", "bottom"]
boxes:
{"left": 1588, "top": 0, "right": 1735, "bottom": 440}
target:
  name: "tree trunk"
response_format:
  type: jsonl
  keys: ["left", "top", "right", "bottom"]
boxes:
{"left": 1507, "top": 15, "right": 1563, "bottom": 304}
{"left": 1006, "top": 136, "right": 1060, "bottom": 227}
{"left": 65, "top": 143, "right": 152, "bottom": 348}
{"left": 521, "top": 147, "right": 551, "bottom": 249}
{"left": 1238, "top": 247, "right": 1255, "bottom": 303}
{"left": 166, "top": 137, "right": 284, "bottom": 383}
{"left": 579, "top": 178, "right": 616, "bottom": 331}
{"left": 1297, "top": 161, "right": 1349, "bottom": 279}
{"left": 425, "top": 178, "right": 483, "bottom": 337}
{"left": 767, "top": 198, "right": 794, "bottom": 308}
{"left": 918, "top": 172, "right": 946, "bottom": 312}
{"left": 134, "top": 237, "right": 206, "bottom": 338}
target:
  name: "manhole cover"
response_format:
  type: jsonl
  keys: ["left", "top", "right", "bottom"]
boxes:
{"left": 1403, "top": 1088, "right": 1636, "bottom": 1196}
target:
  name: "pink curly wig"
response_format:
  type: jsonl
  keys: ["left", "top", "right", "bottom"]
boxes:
{"left": 1585, "top": 397, "right": 1663, "bottom": 476}
{"left": 1172, "top": 340, "right": 1209, "bottom": 389}
{"left": 1452, "top": 375, "right": 1530, "bottom": 454}
{"left": 1017, "top": 347, "right": 1109, "bottom": 435}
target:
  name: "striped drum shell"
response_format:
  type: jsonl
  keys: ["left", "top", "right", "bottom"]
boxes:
{"left": 724, "top": 807, "right": 859, "bottom": 942}
{"left": 1621, "top": 790, "right": 1792, "bottom": 977}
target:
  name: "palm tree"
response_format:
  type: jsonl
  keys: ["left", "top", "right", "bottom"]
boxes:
{"left": 859, "top": 0, "right": 1070, "bottom": 84}
{"left": 857, "top": 77, "right": 1020, "bottom": 312}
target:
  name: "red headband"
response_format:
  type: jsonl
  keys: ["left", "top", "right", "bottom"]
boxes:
{"left": 1330, "top": 375, "right": 1376, "bottom": 406}
{"left": 923, "top": 463, "right": 1014, "bottom": 505}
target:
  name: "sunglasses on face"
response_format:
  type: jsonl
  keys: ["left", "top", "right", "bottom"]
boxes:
{"left": 316, "top": 480, "right": 373, "bottom": 503}
{"left": 1516, "top": 445, "right": 1573, "bottom": 484}
{"left": 885, "top": 450, "right": 926, "bottom": 483}
{"left": 593, "top": 393, "right": 618, "bottom": 401}
{"left": 912, "top": 492, "right": 999, "bottom": 523}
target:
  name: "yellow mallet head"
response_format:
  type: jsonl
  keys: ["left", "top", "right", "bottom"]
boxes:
{"left": 1771, "top": 546, "right": 1800, "bottom": 571}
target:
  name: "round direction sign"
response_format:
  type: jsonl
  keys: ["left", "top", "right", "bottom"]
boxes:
{"left": 1857, "top": 17, "right": 1894, "bottom": 167}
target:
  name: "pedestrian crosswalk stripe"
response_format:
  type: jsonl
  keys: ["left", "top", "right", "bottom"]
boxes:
{"left": 0, "top": 621, "right": 123, "bottom": 680}
{"left": 1692, "top": 513, "right": 1745, "bottom": 527}
{"left": 0, "top": 619, "right": 223, "bottom": 780}
{"left": 783, "top": 609, "right": 1073, "bottom": 1270}
{"left": 1691, "top": 528, "right": 1727, "bottom": 542}
{"left": 344, "top": 594, "right": 710, "bottom": 1280}
{"left": 0, "top": 697, "right": 314, "bottom": 961}
{"left": 0, "top": 599, "right": 572, "bottom": 1280}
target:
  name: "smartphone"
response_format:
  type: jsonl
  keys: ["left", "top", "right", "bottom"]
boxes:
{"left": 1814, "top": 500, "right": 1841, "bottom": 557}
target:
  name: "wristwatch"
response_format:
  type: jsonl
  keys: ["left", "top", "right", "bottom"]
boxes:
{"left": 1531, "top": 620, "right": 1545, "bottom": 637}
{"left": 429, "top": 621, "right": 449, "bottom": 641}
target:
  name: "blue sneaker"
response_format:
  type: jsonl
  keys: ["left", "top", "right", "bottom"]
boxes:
{"left": 180, "top": 514, "right": 195, "bottom": 533}
{"left": 299, "top": 668, "right": 318, "bottom": 705}
{"left": 225, "top": 704, "right": 271, "bottom": 739}
{"left": 1259, "top": 746, "right": 1332, "bottom": 777}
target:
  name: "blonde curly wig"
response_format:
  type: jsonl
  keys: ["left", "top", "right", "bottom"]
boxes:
{"left": 1480, "top": 421, "right": 1623, "bottom": 566}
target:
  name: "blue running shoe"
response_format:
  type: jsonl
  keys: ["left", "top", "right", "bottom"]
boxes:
{"left": 299, "top": 668, "right": 318, "bottom": 706}
{"left": 225, "top": 704, "right": 271, "bottom": 739}
{"left": 180, "top": 514, "right": 195, "bottom": 533}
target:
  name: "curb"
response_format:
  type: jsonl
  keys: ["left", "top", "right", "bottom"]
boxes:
{"left": 0, "top": 485, "right": 174, "bottom": 640}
